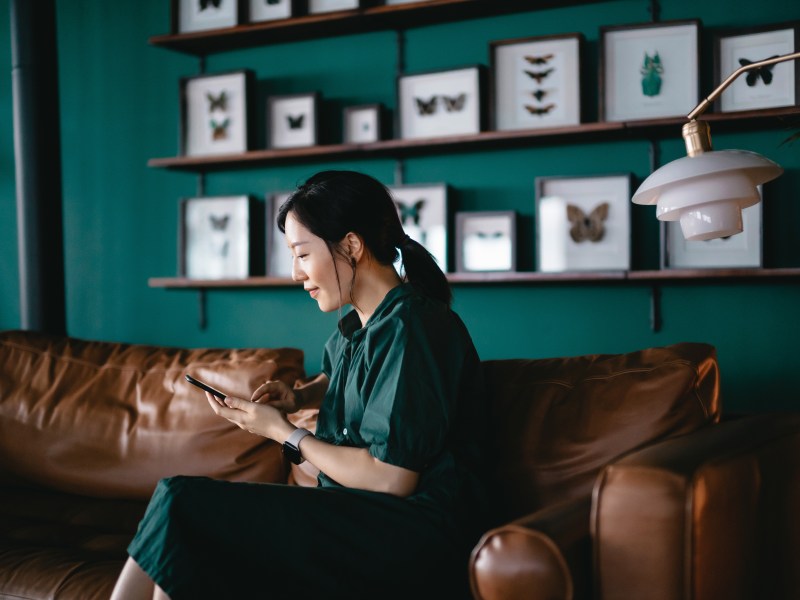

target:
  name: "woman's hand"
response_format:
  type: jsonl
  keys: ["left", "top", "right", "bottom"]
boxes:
{"left": 205, "top": 392, "right": 294, "bottom": 443}
{"left": 250, "top": 379, "right": 303, "bottom": 413}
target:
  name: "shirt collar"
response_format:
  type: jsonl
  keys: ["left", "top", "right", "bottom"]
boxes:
{"left": 337, "top": 283, "right": 413, "bottom": 339}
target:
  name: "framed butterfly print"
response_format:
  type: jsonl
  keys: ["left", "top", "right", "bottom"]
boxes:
{"left": 662, "top": 187, "right": 763, "bottom": 269}
{"left": 388, "top": 183, "right": 450, "bottom": 272}
{"left": 714, "top": 23, "right": 799, "bottom": 113}
{"left": 172, "top": 0, "right": 241, "bottom": 33}
{"left": 248, "top": 0, "right": 304, "bottom": 22}
{"left": 490, "top": 32, "right": 584, "bottom": 131}
{"left": 455, "top": 211, "right": 518, "bottom": 273}
{"left": 267, "top": 93, "right": 320, "bottom": 149}
{"left": 180, "top": 70, "right": 253, "bottom": 157}
{"left": 397, "top": 66, "right": 487, "bottom": 140}
{"left": 600, "top": 20, "right": 700, "bottom": 122}
{"left": 265, "top": 191, "right": 294, "bottom": 277}
{"left": 308, "top": 0, "right": 369, "bottom": 13}
{"left": 535, "top": 174, "right": 632, "bottom": 272}
{"left": 343, "top": 104, "right": 387, "bottom": 144}
{"left": 179, "top": 195, "right": 263, "bottom": 280}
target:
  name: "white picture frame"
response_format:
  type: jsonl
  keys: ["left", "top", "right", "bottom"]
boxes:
{"left": 308, "top": 0, "right": 360, "bottom": 13}
{"left": 388, "top": 183, "right": 450, "bottom": 273}
{"left": 663, "top": 189, "right": 763, "bottom": 269}
{"left": 600, "top": 20, "right": 700, "bottom": 122}
{"left": 266, "top": 191, "right": 294, "bottom": 277}
{"left": 181, "top": 70, "right": 252, "bottom": 157}
{"left": 715, "top": 23, "right": 799, "bottom": 113}
{"left": 343, "top": 104, "right": 385, "bottom": 144}
{"left": 248, "top": 0, "right": 295, "bottom": 22}
{"left": 176, "top": 0, "right": 239, "bottom": 33}
{"left": 267, "top": 93, "right": 320, "bottom": 149}
{"left": 180, "top": 195, "right": 256, "bottom": 280}
{"left": 455, "top": 211, "right": 518, "bottom": 273}
{"left": 398, "top": 66, "right": 486, "bottom": 140}
{"left": 535, "top": 174, "right": 632, "bottom": 272}
{"left": 491, "top": 33, "right": 583, "bottom": 131}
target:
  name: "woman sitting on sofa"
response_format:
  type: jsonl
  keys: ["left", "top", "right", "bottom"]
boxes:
{"left": 110, "top": 170, "right": 490, "bottom": 600}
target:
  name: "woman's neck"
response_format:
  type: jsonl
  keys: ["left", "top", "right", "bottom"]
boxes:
{"left": 352, "top": 261, "right": 403, "bottom": 327}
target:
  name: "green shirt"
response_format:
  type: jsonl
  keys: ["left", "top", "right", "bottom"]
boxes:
{"left": 317, "top": 283, "right": 489, "bottom": 527}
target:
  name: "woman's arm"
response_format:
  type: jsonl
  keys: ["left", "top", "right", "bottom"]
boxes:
{"left": 206, "top": 393, "right": 419, "bottom": 497}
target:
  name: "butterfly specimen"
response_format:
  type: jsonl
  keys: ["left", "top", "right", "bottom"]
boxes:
{"left": 475, "top": 231, "right": 505, "bottom": 239}
{"left": 739, "top": 56, "right": 780, "bottom": 86}
{"left": 395, "top": 199, "right": 425, "bottom": 226}
{"left": 210, "top": 118, "right": 230, "bottom": 140}
{"left": 286, "top": 114, "right": 305, "bottom": 129}
{"left": 530, "top": 89, "right": 549, "bottom": 102}
{"left": 524, "top": 54, "right": 554, "bottom": 65}
{"left": 524, "top": 103, "right": 555, "bottom": 116}
{"left": 566, "top": 202, "right": 609, "bottom": 243}
{"left": 415, "top": 96, "right": 437, "bottom": 116}
{"left": 209, "top": 214, "right": 230, "bottom": 230}
{"left": 199, "top": 0, "right": 222, "bottom": 10}
{"left": 640, "top": 51, "right": 664, "bottom": 97}
{"left": 524, "top": 68, "right": 554, "bottom": 83}
{"left": 442, "top": 93, "right": 466, "bottom": 112}
{"left": 266, "top": 0, "right": 282, "bottom": 4}
{"left": 206, "top": 91, "right": 227, "bottom": 112}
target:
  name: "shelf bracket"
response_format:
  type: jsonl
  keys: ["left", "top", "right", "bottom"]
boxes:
{"left": 197, "top": 289, "right": 207, "bottom": 330}
{"left": 650, "top": 284, "right": 662, "bottom": 332}
{"left": 394, "top": 160, "right": 405, "bottom": 186}
{"left": 648, "top": 138, "right": 661, "bottom": 174}
{"left": 648, "top": 0, "right": 661, "bottom": 22}
{"left": 395, "top": 29, "right": 405, "bottom": 78}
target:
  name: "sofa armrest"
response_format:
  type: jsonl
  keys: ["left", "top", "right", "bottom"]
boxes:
{"left": 593, "top": 412, "right": 800, "bottom": 600}
{"left": 469, "top": 495, "right": 592, "bottom": 600}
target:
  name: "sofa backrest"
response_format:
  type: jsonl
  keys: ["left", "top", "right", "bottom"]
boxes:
{"left": 483, "top": 342, "right": 720, "bottom": 521}
{"left": 0, "top": 330, "right": 305, "bottom": 500}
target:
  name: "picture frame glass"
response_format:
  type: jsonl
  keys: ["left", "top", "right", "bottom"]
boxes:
{"left": 603, "top": 22, "right": 699, "bottom": 121}
{"left": 344, "top": 107, "right": 380, "bottom": 144}
{"left": 493, "top": 35, "right": 581, "bottom": 130}
{"left": 389, "top": 184, "right": 449, "bottom": 272}
{"left": 718, "top": 28, "right": 797, "bottom": 112}
{"left": 664, "top": 194, "right": 762, "bottom": 268}
{"left": 178, "top": 0, "right": 237, "bottom": 33}
{"left": 459, "top": 213, "right": 516, "bottom": 272}
{"left": 267, "top": 192, "right": 294, "bottom": 277}
{"left": 249, "top": 0, "right": 292, "bottom": 22}
{"left": 183, "top": 196, "right": 251, "bottom": 279}
{"left": 536, "top": 175, "right": 631, "bottom": 272}
{"left": 399, "top": 68, "right": 481, "bottom": 140}
{"left": 269, "top": 95, "right": 317, "bottom": 149}
{"left": 184, "top": 72, "right": 248, "bottom": 156}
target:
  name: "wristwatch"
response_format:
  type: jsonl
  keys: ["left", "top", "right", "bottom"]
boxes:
{"left": 283, "top": 428, "right": 313, "bottom": 465}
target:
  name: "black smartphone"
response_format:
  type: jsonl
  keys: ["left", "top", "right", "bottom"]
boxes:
{"left": 185, "top": 374, "right": 227, "bottom": 400}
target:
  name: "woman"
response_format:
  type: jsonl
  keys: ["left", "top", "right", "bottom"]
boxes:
{"left": 111, "top": 170, "right": 489, "bottom": 599}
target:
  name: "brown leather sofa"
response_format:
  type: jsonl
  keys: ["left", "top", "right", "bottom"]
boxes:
{"left": 1, "top": 330, "right": 798, "bottom": 599}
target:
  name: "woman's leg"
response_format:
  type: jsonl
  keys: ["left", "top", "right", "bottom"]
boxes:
{"left": 109, "top": 556, "right": 170, "bottom": 600}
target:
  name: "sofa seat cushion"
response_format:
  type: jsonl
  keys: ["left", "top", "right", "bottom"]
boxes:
{"left": 0, "top": 485, "right": 145, "bottom": 600}
{"left": 483, "top": 342, "right": 720, "bottom": 521}
{"left": 0, "top": 330, "right": 306, "bottom": 500}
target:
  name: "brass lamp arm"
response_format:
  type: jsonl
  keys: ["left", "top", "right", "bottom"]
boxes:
{"left": 687, "top": 50, "right": 800, "bottom": 121}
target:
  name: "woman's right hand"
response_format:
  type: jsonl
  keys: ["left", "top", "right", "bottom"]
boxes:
{"left": 250, "top": 379, "right": 303, "bottom": 413}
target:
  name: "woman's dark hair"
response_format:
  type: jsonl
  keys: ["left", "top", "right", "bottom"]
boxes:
{"left": 277, "top": 170, "right": 452, "bottom": 307}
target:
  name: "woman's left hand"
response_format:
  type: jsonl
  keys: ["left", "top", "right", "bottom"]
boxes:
{"left": 205, "top": 392, "right": 294, "bottom": 443}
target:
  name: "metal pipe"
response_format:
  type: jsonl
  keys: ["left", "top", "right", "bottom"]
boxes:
{"left": 10, "top": 0, "right": 67, "bottom": 335}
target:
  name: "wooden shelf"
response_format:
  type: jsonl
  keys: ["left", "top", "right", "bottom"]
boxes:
{"left": 150, "top": 0, "right": 607, "bottom": 55}
{"left": 148, "top": 107, "right": 800, "bottom": 172}
{"left": 148, "top": 268, "right": 800, "bottom": 289}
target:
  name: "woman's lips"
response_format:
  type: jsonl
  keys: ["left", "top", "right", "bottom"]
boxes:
{"left": 307, "top": 287, "right": 319, "bottom": 298}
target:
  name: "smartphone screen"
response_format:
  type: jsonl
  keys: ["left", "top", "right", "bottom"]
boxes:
{"left": 185, "top": 374, "right": 227, "bottom": 399}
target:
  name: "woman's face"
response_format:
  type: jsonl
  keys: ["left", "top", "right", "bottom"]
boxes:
{"left": 284, "top": 211, "right": 351, "bottom": 312}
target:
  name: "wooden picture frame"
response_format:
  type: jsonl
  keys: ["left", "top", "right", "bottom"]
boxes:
{"left": 267, "top": 92, "right": 320, "bottom": 149}
{"left": 455, "top": 211, "right": 518, "bottom": 273}
{"left": 180, "top": 69, "right": 254, "bottom": 157}
{"left": 490, "top": 32, "right": 584, "bottom": 131}
{"left": 599, "top": 20, "right": 701, "bottom": 122}
{"left": 397, "top": 65, "right": 487, "bottom": 140}
{"left": 714, "top": 22, "right": 800, "bottom": 113}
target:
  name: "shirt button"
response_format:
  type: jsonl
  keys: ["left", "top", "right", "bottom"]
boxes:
{"left": 342, "top": 428, "right": 348, "bottom": 436}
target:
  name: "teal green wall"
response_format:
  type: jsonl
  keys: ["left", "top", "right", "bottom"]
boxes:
{"left": 2, "top": 0, "right": 799, "bottom": 413}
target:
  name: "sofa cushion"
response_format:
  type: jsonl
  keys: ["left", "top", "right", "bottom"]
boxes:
{"left": 483, "top": 342, "right": 719, "bottom": 521}
{"left": 0, "top": 330, "right": 306, "bottom": 500}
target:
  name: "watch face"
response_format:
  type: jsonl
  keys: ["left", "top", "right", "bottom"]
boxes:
{"left": 283, "top": 443, "right": 303, "bottom": 465}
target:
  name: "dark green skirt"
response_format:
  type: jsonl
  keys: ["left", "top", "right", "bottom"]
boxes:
{"left": 128, "top": 476, "right": 473, "bottom": 599}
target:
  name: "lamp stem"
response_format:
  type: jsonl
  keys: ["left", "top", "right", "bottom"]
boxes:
{"left": 687, "top": 50, "right": 800, "bottom": 120}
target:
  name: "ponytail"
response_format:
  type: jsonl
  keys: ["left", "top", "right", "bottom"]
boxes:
{"left": 397, "top": 235, "right": 452, "bottom": 307}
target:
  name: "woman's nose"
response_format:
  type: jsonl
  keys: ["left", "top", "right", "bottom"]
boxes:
{"left": 291, "top": 260, "right": 306, "bottom": 281}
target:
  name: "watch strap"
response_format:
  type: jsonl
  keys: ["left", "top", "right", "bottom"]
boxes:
{"left": 283, "top": 428, "right": 313, "bottom": 464}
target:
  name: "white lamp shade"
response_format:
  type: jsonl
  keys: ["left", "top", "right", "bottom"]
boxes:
{"left": 632, "top": 150, "right": 783, "bottom": 241}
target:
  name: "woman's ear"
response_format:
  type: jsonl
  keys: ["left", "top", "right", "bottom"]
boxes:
{"left": 343, "top": 232, "right": 365, "bottom": 262}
